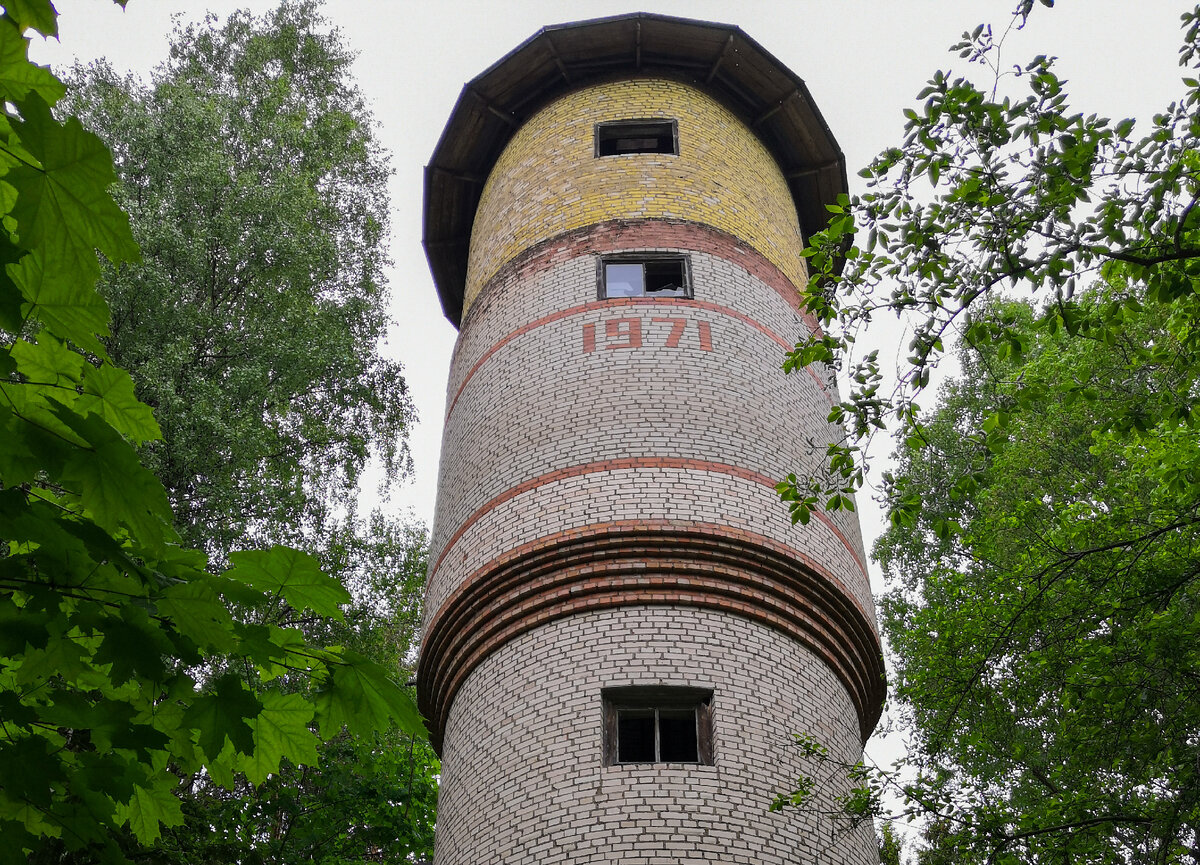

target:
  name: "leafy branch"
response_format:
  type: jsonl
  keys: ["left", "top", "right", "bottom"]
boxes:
{"left": 0, "top": 4, "right": 426, "bottom": 862}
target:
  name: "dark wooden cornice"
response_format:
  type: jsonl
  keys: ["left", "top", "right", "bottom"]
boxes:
{"left": 423, "top": 14, "right": 848, "bottom": 327}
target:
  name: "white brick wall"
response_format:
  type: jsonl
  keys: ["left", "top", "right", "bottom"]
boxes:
{"left": 428, "top": 241, "right": 873, "bottom": 620}
{"left": 435, "top": 608, "right": 876, "bottom": 864}
{"left": 423, "top": 79, "right": 881, "bottom": 865}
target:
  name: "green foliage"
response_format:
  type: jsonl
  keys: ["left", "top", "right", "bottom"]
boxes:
{"left": 63, "top": 4, "right": 438, "bottom": 858}
{"left": 63, "top": 0, "right": 412, "bottom": 558}
{"left": 780, "top": 4, "right": 1200, "bottom": 862}
{"left": 0, "top": 4, "right": 425, "bottom": 862}
{"left": 783, "top": 5, "right": 1200, "bottom": 528}
{"left": 152, "top": 519, "right": 438, "bottom": 864}
{"left": 770, "top": 731, "right": 888, "bottom": 858}
{"left": 876, "top": 290, "right": 1200, "bottom": 862}
{"left": 878, "top": 820, "right": 906, "bottom": 865}
{"left": 154, "top": 732, "right": 438, "bottom": 864}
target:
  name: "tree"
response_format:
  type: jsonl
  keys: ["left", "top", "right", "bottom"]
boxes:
{"left": 877, "top": 291, "right": 1200, "bottom": 862}
{"left": 0, "top": 4, "right": 425, "bottom": 862}
{"left": 879, "top": 819, "right": 907, "bottom": 865}
{"left": 148, "top": 523, "right": 438, "bottom": 865}
{"left": 64, "top": 0, "right": 413, "bottom": 559}
{"left": 53, "top": 4, "right": 437, "bottom": 860}
{"left": 772, "top": 3, "right": 1200, "bottom": 863}
{"left": 151, "top": 517, "right": 438, "bottom": 865}
{"left": 779, "top": 4, "right": 1200, "bottom": 527}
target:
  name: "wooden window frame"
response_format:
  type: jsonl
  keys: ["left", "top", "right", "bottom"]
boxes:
{"left": 602, "top": 686, "right": 714, "bottom": 766}
{"left": 598, "top": 254, "right": 691, "bottom": 300}
{"left": 594, "top": 118, "right": 679, "bottom": 157}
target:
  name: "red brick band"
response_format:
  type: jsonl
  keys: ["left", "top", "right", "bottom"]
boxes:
{"left": 464, "top": 218, "right": 824, "bottom": 330}
{"left": 447, "top": 296, "right": 832, "bottom": 423}
{"left": 450, "top": 217, "right": 833, "bottom": 419}
{"left": 418, "top": 522, "right": 886, "bottom": 753}
{"left": 429, "top": 456, "right": 870, "bottom": 592}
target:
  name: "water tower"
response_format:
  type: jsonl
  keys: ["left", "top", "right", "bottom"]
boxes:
{"left": 420, "top": 14, "right": 884, "bottom": 863}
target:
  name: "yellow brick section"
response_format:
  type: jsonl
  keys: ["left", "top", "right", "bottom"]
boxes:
{"left": 464, "top": 78, "right": 808, "bottom": 314}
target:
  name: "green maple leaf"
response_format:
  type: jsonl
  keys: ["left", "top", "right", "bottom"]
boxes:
{"left": 150, "top": 543, "right": 209, "bottom": 581}
{"left": 13, "top": 632, "right": 89, "bottom": 686}
{"left": 225, "top": 546, "right": 349, "bottom": 617}
{"left": 182, "top": 673, "right": 262, "bottom": 760}
{"left": 0, "top": 803, "right": 57, "bottom": 847}
{"left": 53, "top": 406, "right": 173, "bottom": 556}
{"left": 9, "top": 245, "right": 108, "bottom": 356}
{"left": 36, "top": 690, "right": 117, "bottom": 731}
{"left": 0, "top": 591, "right": 52, "bottom": 653}
{"left": 92, "top": 606, "right": 172, "bottom": 685}
{"left": 0, "top": 692, "right": 36, "bottom": 728}
{"left": 233, "top": 622, "right": 318, "bottom": 682}
{"left": 0, "top": 816, "right": 50, "bottom": 865}
{"left": 0, "top": 488, "right": 93, "bottom": 580}
{"left": 315, "top": 653, "right": 425, "bottom": 740}
{"left": 1, "top": 373, "right": 91, "bottom": 468}
{"left": 9, "top": 332, "right": 86, "bottom": 387}
{"left": 76, "top": 364, "right": 161, "bottom": 443}
{"left": 206, "top": 572, "right": 275, "bottom": 609}
{"left": 0, "top": 739, "right": 62, "bottom": 808}
{"left": 6, "top": 93, "right": 138, "bottom": 264}
{"left": 115, "top": 777, "right": 184, "bottom": 846}
{"left": 38, "top": 692, "right": 167, "bottom": 757}
{"left": 203, "top": 741, "right": 237, "bottom": 792}
{"left": 157, "top": 579, "right": 237, "bottom": 653}
{"left": 108, "top": 723, "right": 171, "bottom": 757}
{"left": 0, "top": 18, "right": 63, "bottom": 102}
{"left": 237, "top": 691, "right": 319, "bottom": 785}
{"left": 0, "top": 407, "right": 41, "bottom": 485}
{"left": 69, "top": 751, "right": 142, "bottom": 815}
{"left": 4, "top": 1, "right": 59, "bottom": 37}
{"left": 0, "top": 233, "right": 27, "bottom": 331}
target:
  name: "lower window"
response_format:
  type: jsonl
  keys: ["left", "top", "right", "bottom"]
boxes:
{"left": 603, "top": 686, "right": 714, "bottom": 765}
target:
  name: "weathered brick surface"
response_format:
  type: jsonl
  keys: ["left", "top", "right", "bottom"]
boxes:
{"left": 423, "top": 71, "right": 881, "bottom": 865}
{"left": 463, "top": 78, "right": 807, "bottom": 314}
{"left": 434, "top": 608, "right": 876, "bottom": 864}
{"left": 427, "top": 240, "right": 872, "bottom": 621}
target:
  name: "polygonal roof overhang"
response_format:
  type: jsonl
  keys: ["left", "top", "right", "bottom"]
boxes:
{"left": 423, "top": 12, "right": 848, "bottom": 327}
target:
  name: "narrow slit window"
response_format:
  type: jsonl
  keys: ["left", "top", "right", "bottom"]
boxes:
{"left": 596, "top": 119, "right": 678, "bottom": 156}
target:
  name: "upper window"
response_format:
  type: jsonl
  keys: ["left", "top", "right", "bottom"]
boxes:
{"left": 603, "top": 687, "right": 714, "bottom": 765}
{"left": 595, "top": 119, "right": 678, "bottom": 157}
{"left": 601, "top": 257, "right": 689, "bottom": 299}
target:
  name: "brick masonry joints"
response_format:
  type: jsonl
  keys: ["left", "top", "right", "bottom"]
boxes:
{"left": 423, "top": 60, "right": 883, "bottom": 865}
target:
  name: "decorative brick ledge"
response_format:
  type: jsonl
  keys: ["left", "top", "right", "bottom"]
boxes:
{"left": 419, "top": 522, "right": 886, "bottom": 753}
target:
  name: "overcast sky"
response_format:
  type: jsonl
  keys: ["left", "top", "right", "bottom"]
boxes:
{"left": 34, "top": 0, "right": 1187, "bottom": 560}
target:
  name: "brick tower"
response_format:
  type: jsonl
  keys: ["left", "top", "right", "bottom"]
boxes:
{"left": 419, "top": 14, "right": 884, "bottom": 864}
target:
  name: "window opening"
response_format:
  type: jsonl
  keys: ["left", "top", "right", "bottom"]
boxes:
{"left": 596, "top": 119, "right": 678, "bottom": 156}
{"left": 604, "top": 687, "right": 713, "bottom": 765}
{"left": 617, "top": 709, "right": 657, "bottom": 762}
{"left": 658, "top": 709, "right": 699, "bottom": 762}
{"left": 602, "top": 257, "right": 689, "bottom": 299}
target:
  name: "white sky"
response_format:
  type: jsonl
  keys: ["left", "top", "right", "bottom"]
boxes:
{"left": 36, "top": 0, "right": 1187, "bottom": 533}
{"left": 32, "top": 0, "right": 1189, "bottom": 788}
